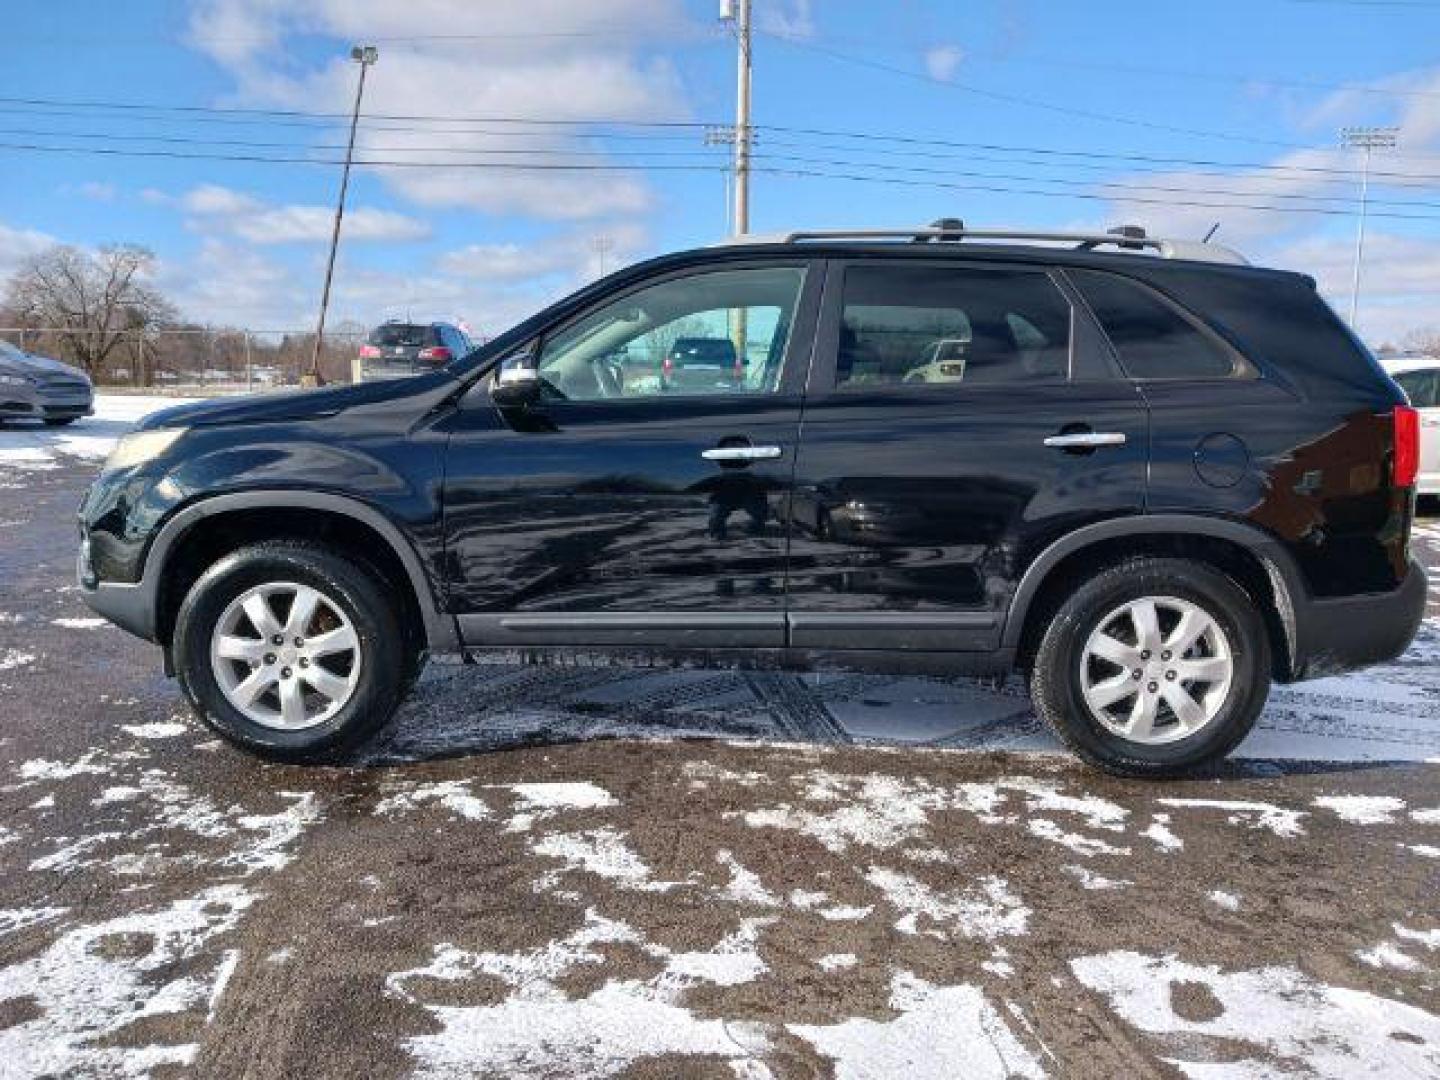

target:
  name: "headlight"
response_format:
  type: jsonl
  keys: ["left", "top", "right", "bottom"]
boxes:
{"left": 104, "top": 429, "right": 186, "bottom": 471}
{"left": 0, "top": 373, "right": 31, "bottom": 387}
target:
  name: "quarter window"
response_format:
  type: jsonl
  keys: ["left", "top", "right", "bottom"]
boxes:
{"left": 536, "top": 266, "right": 805, "bottom": 401}
{"left": 1068, "top": 268, "right": 1241, "bottom": 380}
{"left": 835, "top": 265, "right": 1071, "bottom": 389}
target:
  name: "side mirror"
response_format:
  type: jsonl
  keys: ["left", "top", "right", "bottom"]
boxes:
{"left": 490, "top": 350, "right": 540, "bottom": 410}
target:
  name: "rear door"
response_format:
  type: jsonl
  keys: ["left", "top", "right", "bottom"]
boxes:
{"left": 786, "top": 258, "right": 1148, "bottom": 650}
{"left": 441, "top": 259, "right": 821, "bottom": 648}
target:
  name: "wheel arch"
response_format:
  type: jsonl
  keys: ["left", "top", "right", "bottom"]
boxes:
{"left": 1004, "top": 515, "right": 1303, "bottom": 681}
{"left": 148, "top": 490, "right": 457, "bottom": 653}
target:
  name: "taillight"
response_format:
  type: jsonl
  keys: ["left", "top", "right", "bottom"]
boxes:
{"left": 358, "top": 344, "right": 381, "bottom": 359}
{"left": 662, "top": 355, "right": 674, "bottom": 375}
{"left": 1394, "top": 405, "right": 1420, "bottom": 488}
{"left": 418, "top": 346, "right": 452, "bottom": 363}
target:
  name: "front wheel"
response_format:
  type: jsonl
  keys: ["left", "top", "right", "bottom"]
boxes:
{"left": 1029, "top": 557, "right": 1271, "bottom": 778}
{"left": 173, "top": 541, "right": 411, "bottom": 762}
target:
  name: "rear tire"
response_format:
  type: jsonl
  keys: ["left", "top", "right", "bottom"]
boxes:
{"left": 1029, "top": 557, "right": 1271, "bottom": 778}
{"left": 173, "top": 541, "right": 410, "bottom": 763}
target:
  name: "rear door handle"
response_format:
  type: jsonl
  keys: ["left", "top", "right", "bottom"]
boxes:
{"left": 1043, "top": 432, "right": 1127, "bottom": 449}
{"left": 702, "top": 445, "right": 783, "bottom": 462}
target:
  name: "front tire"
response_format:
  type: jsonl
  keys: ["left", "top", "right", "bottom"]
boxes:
{"left": 1029, "top": 557, "right": 1271, "bottom": 778}
{"left": 173, "top": 541, "right": 410, "bottom": 762}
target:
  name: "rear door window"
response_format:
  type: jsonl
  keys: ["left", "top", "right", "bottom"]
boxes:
{"left": 1068, "top": 268, "right": 1244, "bottom": 380}
{"left": 835, "top": 264, "right": 1072, "bottom": 389}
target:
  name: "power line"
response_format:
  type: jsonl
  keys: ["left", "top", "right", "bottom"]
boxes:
{"left": 11, "top": 139, "right": 1440, "bottom": 221}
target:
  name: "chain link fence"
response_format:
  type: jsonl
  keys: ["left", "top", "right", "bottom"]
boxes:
{"left": 0, "top": 327, "right": 368, "bottom": 393}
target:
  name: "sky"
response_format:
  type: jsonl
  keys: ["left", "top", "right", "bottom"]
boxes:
{"left": 6, "top": 0, "right": 1440, "bottom": 346}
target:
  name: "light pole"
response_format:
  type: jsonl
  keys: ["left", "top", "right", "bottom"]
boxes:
{"left": 305, "top": 44, "right": 377, "bottom": 388}
{"left": 1340, "top": 125, "right": 1398, "bottom": 331}
{"left": 590, "top": 235, "right": 615, "bottom": 278}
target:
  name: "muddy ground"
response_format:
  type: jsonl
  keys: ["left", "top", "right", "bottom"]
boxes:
{"left": 0, "top": 409, "right": 1437, "bottom": 1078}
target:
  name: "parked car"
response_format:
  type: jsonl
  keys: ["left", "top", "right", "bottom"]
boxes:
{"left": 77, "top": 222, "right": 1426, "bottom": 777}
{"left": 0, "top": 341, "right": 93, "bottom": 426}
{"left": 358, "top": 321, "right": 473, "bottom": 381}
{"left": 662, "top": 336, "right": 744, "bottom": 392}
{"left": 1381, "top": 355, "right": 1439, "bottom": 497}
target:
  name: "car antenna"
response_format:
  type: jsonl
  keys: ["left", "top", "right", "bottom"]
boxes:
{"left": 1202, "top": 221, "right": 1221, "bottom": 243}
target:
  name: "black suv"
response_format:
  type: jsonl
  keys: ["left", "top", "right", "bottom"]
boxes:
{"left": 77, "top": 223, "right": 1427, "bottom": 777}
{"left": 358, "top": 320, "right": 473, "bottom": 381}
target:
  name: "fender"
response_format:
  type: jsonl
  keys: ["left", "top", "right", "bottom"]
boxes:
{"left": 140, "top": 490, "right": 457, "bottom": 651}
{"left": 1000, "top": 513, "right": 1305, "bottom": 663}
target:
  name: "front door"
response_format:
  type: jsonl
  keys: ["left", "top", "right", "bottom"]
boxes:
{"left": 442, "top": 260, "right": 820, "bottom": 648}
{"left": 786, "top": 258, "right": 1149, "bottom": 650}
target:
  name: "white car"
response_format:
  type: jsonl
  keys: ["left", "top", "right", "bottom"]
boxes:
{"left": 1382, "top": 355, "right": 1440, "bottom": 495}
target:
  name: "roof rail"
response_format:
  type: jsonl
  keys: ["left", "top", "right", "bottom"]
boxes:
{"left": 725, "top": 221, "right": 1249, "bottom": 266}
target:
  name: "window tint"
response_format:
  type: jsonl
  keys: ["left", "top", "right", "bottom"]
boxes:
{"left": 1394, "top": 368, "right": 1440, "bottom": 408}
{"left": 835, "top": 265, "right": 1071, "bottom": 389}
{"left": 1068, "top": 268, "right": 1239, "bottom": 380}
{"left": 368, "top": 323, "right": 436, "bottom": 348}
{"left": 537, "top": 265, "right": 805, "bottom": 400}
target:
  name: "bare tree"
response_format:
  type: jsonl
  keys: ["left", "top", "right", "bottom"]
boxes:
{"left": 3, "top": 244, "right": 177, "bottom": 380}
{"left": 1401, "top": 327, "right": 1440, "bottom": 358}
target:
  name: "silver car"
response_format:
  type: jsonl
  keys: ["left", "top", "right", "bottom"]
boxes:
{"left": 0, "top": 341, "right": 94, "bottom": 426}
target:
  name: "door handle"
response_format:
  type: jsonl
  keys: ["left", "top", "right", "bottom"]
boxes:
{"left": 1043, "top": 432, "right": 1127, "bottom": 449}
{"left": 702, "top": 445, "right": 783, "bottom": 462}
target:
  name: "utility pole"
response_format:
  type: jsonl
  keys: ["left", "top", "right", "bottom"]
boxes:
{"left": 1340, "top": 126, "right": 1398, "bottom": 331}
{"left": 305, "top": 44, "right": 378, "bottom": 388}
{"left": 720, "top": 0, "right": 752, "bottom": 236}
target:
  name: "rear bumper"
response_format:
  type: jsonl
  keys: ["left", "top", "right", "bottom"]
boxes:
{"left": 1288, "top": 557, "right": 1428, "bottom": 680}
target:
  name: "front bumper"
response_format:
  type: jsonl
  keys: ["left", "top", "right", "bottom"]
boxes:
{"left": 78, "top": 540, "right": 158, "bottom": 642}
{"left": 1288, "top": 556, "right": 1428, "bottom": 680}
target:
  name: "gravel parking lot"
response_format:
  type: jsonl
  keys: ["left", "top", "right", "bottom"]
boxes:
{"left": 1, "top": 399, "right": 1437, "bottom": 1078}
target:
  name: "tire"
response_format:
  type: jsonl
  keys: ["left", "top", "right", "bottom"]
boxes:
{"left": 173, "top": 541, "right": 411, "bottom": 763}
{"left": 1029, "top": 556, "right": 1271, "bottom": 779}
{"left": 44, "top": 417, "right": 79, "bottom": 427}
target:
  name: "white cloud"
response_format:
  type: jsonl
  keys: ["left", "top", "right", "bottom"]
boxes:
{"left": 186, "top": 0, "right": 691, "bottom": 220}
{"left": 67, "top": 182, "right": 117, "bottom": 203}
{"left": 923, "top": 45, "right": 964, "bottom": 83}
{"left": 757, "top": 0, "right": 814, "bottom": 39}
{"left": 177, "top": 183, "right": 429, "bottom": 244}
{"left": 0, "top": 221, "right": 60, "bottom": 284}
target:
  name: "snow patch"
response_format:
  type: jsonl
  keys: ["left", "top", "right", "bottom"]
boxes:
{"left": 1141, "top": 814, "right": 1184, "bottom": 852}
{"left": 51, "top": 617, "right": 107, "bottom": 630}
{"left": 375, "top": 781, "right": 490, "bottom": 822}
{"left": 817, "top": 953, "right": 858, "bottom": 972}
{"left": 119, "top": 721, "right": 188, "bottom": 740}
{"left": 1156, "top": 798, "right": 1307, "bottom": 838}
{"left": 865, "top": 867, "right": 1029, "bottom": 941}
{"left": 790, "top": 972, "right": 1045, "bottom": 1079}
{"left": 1072, "top": 949, "right": 1440, "bottom": 1078}
{"left": 717, "top": 849, "right": 781, "bottom": 907}
{"left": 2, "top": 649, "right": 37, "bottom": 671}
{"left": 1313, "top": 795, "right": 1406, "bottom": 825}
{"left": 1065, "top": 865, "right": 1132, "bottom": 891}
{"left": 0, "top": 907, "right": 67, "bottom": 936}
{"left": 533, "top": 828, "right": 682, "bottom": 892}
{"left": 1208, "top": 890, "right": 1241, "bottom": 912}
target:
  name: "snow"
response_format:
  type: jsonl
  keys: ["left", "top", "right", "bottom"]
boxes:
{"left": 374, "top": 780, "right": 490, "bottom": 822}
{"left": 0, "top": 885, "right": 253, "bottom": 1080}
{"left": 119, "top": 721, "right": 188, "bottom": 739}
{"left": 790, "top": 973, "right": 1045, "bottom": 1080}
{"left": 866, "top": 867, "right": 1029, "bottom": 940}
{"left": 1141, "top": 814, "right": 1185, "bottom": 853}
{"left": 1313, "top": 795, "right": 1406, "bottom": 825}
{"left": 1208, "top": 890, "right": 1241, "bottom": 912}
{"left": 0, "top": 395, "right": 201, "bottom": 474}
{"left": 532, "top": 827, "right": 683, "bottom": 892}
{"left": 0, "top": 907, "right": 68, "bottom": 936}
{"left": 1156, "top": 798, "right": 1307, "bottom": 839}
{"left": 1072, "top": 950, "right": 1440, "bottom": 1078}
{"left": 717, "top": 849, "right": 782, "bottom": 907}
{"left": 1066, "top": 865, "right": 1133, "bottom": 891}
{"left": 1, "top": 649, "right": 37, "bottom": 671}
{"left": 51, "top": 617, "right": 107, "bottom": 630}
{"left": 817, "top": 953, "right": 858, "bottom": 972}
{"left": 500, "top": 781, "right": 618, "bottom": 830}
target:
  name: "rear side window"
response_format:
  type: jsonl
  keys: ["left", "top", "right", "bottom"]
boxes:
{"left": 836, "top": 265, "right": 1071, "bottom": 389}
{"left": 1068, "top": 268, "right": 1242, "bottom": 380}
{"left": 1393, "top": 368, "right": 1439, "bottom": 408}
{"left": 368, "top": 323, "right": 437, "bottom": 348}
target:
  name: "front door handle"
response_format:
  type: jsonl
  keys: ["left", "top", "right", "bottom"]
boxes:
{"left": 702, "top": 445, "right": 783, "bottom": 462}
{"left": 1043, "top": 432, "right": 1127, "bottom": 449}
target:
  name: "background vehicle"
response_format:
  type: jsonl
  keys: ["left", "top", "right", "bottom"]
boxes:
{"left": 357, "top": 320, "right": 473, "bottom": 381}
{"left": 78, "top": 223, "right": 1426, "bottom": 777}
{"left": 662, "top": 335, "right": 744, "bottom": 392}
{"left": 1382, "top": 354, "right": 1440, "bottom": 497}
{"left": 0, "top": 341, "right": 93, "bottom": 425}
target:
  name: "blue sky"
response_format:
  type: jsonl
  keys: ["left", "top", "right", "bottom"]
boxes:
{"left": 7, "top": 0, "right": 1440, "bottom": 345}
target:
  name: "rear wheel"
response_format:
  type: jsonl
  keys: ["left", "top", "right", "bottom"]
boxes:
{"left": 173, "top": 541, "right": 410, "bottom": 762}
{"left": 1029, "top": 557, "right": 1271, "bottom": 778}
